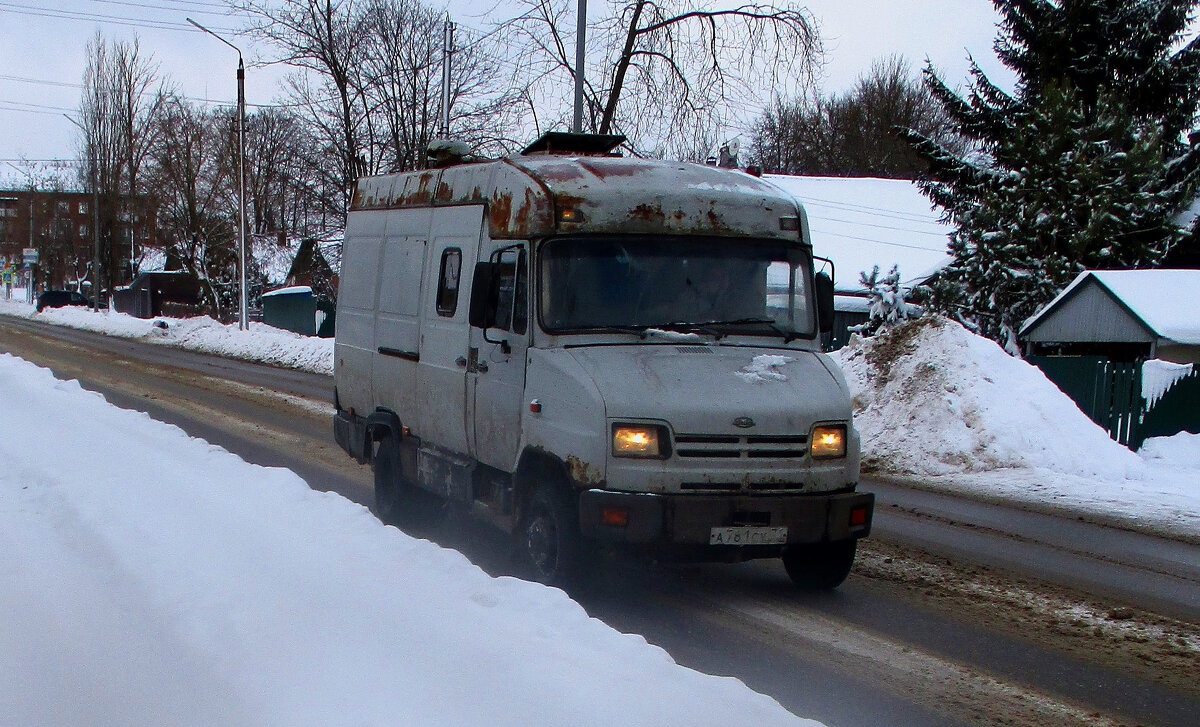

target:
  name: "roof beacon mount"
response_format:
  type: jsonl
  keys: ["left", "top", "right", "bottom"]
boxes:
{"left": 521, "top": 131, "right": 626, "bottom": 157}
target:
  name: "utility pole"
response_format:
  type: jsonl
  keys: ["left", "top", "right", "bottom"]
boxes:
{"left": 188, "top": 18, "right": 249, "bottom": 331}
{"left": 62, "top": 115, "right": 101, "bottom": 313}
{"left": 440, "top": 16, "right": 455, "bottom": 138}
{"left": 573, "top": 0, "right": 587, "bottom": 133}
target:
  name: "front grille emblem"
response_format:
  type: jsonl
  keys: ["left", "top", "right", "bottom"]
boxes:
{"left": 732, "top": 416, "right": 755, "bottom": 429}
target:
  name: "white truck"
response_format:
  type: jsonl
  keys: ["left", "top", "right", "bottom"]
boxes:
{"left": 333, "top": 133, "right": 873, "bottom": 588}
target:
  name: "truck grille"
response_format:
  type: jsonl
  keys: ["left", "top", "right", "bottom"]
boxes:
{"left": 674, "top": 434, "right": 808, "bottom": 459}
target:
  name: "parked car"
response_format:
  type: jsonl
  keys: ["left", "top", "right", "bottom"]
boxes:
{"left": 36, "top": 290, "right": 88, "bottom": 313}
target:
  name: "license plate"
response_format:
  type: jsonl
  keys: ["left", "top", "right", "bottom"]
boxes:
{"left": 709, "top": 526, "right": 788, "bottom": 546}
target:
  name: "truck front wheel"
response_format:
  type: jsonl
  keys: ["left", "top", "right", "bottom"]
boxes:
{"left": 782, "top": 540, "right": 857, "bottom": 590}
{"left": 518, "top": 484, "right": 588, "bottom": 588}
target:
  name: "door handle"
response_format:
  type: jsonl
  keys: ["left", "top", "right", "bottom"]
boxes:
{"left": 476, "top": 361, "right": 489, "bottom": 373}
{"left": 455, "top": 356, "right": 467, "bottom": 367}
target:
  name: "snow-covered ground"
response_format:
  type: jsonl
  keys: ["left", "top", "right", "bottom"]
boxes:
{"left": 0, "top": 295, "right": 332, "bottom": 375}
{"left": 834, "top": 317, "right": 1200, "bottom": 540}
{"left": 0, "top": 352, "right": 818, "bottom": 727}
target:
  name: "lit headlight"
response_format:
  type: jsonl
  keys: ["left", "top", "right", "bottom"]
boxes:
{"left": 612, "top": 424, "right": 664, "bottom": 458}
{"left": 811, "top": 424, "right": 847, "bottom": 459}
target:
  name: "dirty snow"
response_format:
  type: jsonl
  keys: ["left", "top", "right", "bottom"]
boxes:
{"left": 736, "top": 354, "right": 794, "bottom": 383}
{"left": 834, "top": 317, "right": 1200, "bottom": 539}
{"left": 0, "top": 353, "right": 817, "bottom": 727}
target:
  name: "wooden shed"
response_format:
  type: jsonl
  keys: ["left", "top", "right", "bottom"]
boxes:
{"left": 1020, "top": 269, "right": 1200, "bottom": 449}
{"left": 1020, "top": 269, "right": 1200, "bottom": 364}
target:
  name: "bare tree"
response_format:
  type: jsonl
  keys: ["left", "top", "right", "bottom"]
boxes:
{"left": 147, "top": 97, "right": 239, "bottom": 317}
{"left": 511, "top": 0, "right": 821, "bottom": 158}
{"left": 78, "top": 32, "right": 165, "bottom": 292}
{"left": 233, "top": 0, "right": 371, "bottom": 216}
{"left": 233, "top": 0, "right": 525, "bottom": 224}
{"left": 750, "top": 56, "right": 967, "bottom": 178}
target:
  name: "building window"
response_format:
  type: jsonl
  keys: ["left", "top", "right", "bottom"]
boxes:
{"left": 79, "top": 224, "right": 88, "bottom": 238}
{"left": 78, "top": 201, "right": 88, "bottom": 215}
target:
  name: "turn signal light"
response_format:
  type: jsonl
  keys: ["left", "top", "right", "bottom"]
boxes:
{"left": 602, "top": 508, "right": 629, "bottom": 527}
{"left": 850, "top": 505, "right": 868, "bottom": 528}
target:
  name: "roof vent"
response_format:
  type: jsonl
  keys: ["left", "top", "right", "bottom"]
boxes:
{"left": 427, "top": 139, "right": 472, "bottom": 167}
{"left": 521, "top": 132, "right": 626, "bottom": 157}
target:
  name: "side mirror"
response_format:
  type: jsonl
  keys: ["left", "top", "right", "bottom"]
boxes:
{"left": 815, "top": 271, "right": 834, "bottom": 334}
{"left": 469, "top": 261, "right": 496, "bottom": 329}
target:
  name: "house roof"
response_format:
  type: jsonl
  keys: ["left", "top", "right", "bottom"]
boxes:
{"left": 763, "top": 175, "right": 952, "bottom": 292}
{"left": 1020, "top": 269, "right": 1200, "bottom": 345}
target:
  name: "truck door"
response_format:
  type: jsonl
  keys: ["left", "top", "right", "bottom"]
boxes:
{"left": 468, "top": 243, "right": 529, "bottom": 472}
{"left": 415, "top": 209, "right": 481, "bottom": 456}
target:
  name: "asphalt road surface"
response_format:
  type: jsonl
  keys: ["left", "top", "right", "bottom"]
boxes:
{"left": 3, "top": 315, "right": 1198, "bottom": 727}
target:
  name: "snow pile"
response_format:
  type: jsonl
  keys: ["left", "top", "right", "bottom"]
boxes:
{"left": 736, "top": 354, "right": 793, "bottom": 383}
{"left": 1142, "top": 359, "right": 1194, "bottom": 408}
{"left": 1139, "top": 431, "right": 1200, "bottom": 470}
{"left": 0, "top": 297, "right": 333, "bottom": 375}
{"left": 834, "top": 317, "right": 1200, "bottom": 538}
{"left": 835, "top": 317, "right": 1143, "bottom": 478}
{"left": 0, "top": 353, "right": 817, "bottom": 727}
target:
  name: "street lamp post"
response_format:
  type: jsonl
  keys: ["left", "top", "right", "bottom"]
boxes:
{"left": 188, "top": 17, "right": 249, "bottom": 331}
{"left": 62, "top": 115, "right": 101, "bottom": 313}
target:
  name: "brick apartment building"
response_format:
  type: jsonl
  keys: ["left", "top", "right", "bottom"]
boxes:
{"left": 0, "top": 188, "right": 156, "bottom": 291}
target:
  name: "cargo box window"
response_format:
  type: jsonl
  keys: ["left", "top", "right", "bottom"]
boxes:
{"left": 436, "top": 248, "right": 462, "bottom": 316}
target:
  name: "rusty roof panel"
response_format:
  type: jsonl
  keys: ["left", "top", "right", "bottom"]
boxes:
{"left": 351, "top": 154, "right": 802, "bottom": 242}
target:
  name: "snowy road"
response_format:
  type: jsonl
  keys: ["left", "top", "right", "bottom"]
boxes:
{"left": 3, "top": 316, "right": 1198, "bottom": 727}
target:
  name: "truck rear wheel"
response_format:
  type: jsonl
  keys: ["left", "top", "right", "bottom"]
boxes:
{"left": 518, "top": 484, "right": 588, "bottom": 588}
{"left": 373, "top": 436, "right": 443, "bottom": 531}
{"left": 782, "top": 540, "right": 857, "bottom": 590}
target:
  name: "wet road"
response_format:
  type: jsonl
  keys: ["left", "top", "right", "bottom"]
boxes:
{"left": 4, "top": 315, "right": 1198, "bottom": 727}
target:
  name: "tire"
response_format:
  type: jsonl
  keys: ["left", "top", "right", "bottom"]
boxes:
{"left": 782, "top": 540, "right": 858, "bottom": 590}
{"left": 518, "top": 484, "right": 588, "bottom": 588}
{"left": 372, "top": 435, "right": 443, "bottom": 530}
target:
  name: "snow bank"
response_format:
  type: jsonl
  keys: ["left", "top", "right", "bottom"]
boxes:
{"left": 1139, "top": 431, "right": 1200, "bottom": 470}
{"left": 0, "top": 353, "right": 817, "bottom": 727}
{"left": 834, "top": 317, "right": 1200, "bottom": 538}
{"left": 0, "top": 297, "right": 332, "bottom": 375}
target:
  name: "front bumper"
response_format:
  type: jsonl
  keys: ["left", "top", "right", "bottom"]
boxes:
{"left": 578, "top": 489, "right": 874, "bottom": 553}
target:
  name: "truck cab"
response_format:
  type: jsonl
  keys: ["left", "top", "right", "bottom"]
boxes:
{"left": 333, "top": 133, "right": 873, "bottom": 589}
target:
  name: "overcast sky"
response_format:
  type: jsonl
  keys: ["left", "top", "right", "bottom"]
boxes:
{"left": 0, "top": 0, "right": 1011, "bottom": 185}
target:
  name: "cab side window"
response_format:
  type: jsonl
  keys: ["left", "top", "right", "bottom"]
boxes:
{"left": 492, "top": 247, "right": 527, "bottom": 334}
{"left": 435, "top": 248, "right": 462, "bottom": 316}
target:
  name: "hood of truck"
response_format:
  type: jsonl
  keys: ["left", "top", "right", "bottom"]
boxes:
{"left": 565, "top": 344, "right": 851, "bottom": 435}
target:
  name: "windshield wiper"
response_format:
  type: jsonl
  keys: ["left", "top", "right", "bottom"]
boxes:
{"left": 578, "top": 324, "right": 651, "bottom": 338}
{"left": 697, "top": 318, "right": 802, "bottom": 343}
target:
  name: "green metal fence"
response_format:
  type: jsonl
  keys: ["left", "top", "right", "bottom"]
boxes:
{"left": 1029, "top": 356, "right": 1199, "bottom": 450}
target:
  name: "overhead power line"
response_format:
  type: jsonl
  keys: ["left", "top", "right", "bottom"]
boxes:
{"left": 0, "top": 1, "right": 237, "bottom": 34}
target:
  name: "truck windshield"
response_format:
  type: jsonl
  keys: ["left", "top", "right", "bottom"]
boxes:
{"left": 539, "top": 236, "right": 815, "bottom": 339}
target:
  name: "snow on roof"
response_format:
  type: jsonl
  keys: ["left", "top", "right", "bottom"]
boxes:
{"left": 262, "top": 285, "right": 313, "bottom": 298}
{"left": 764, "top": 175, "right": 952, "bottom": 292}
{"left": 1021, "top": 269, "right": 1200, "bottom": 345}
